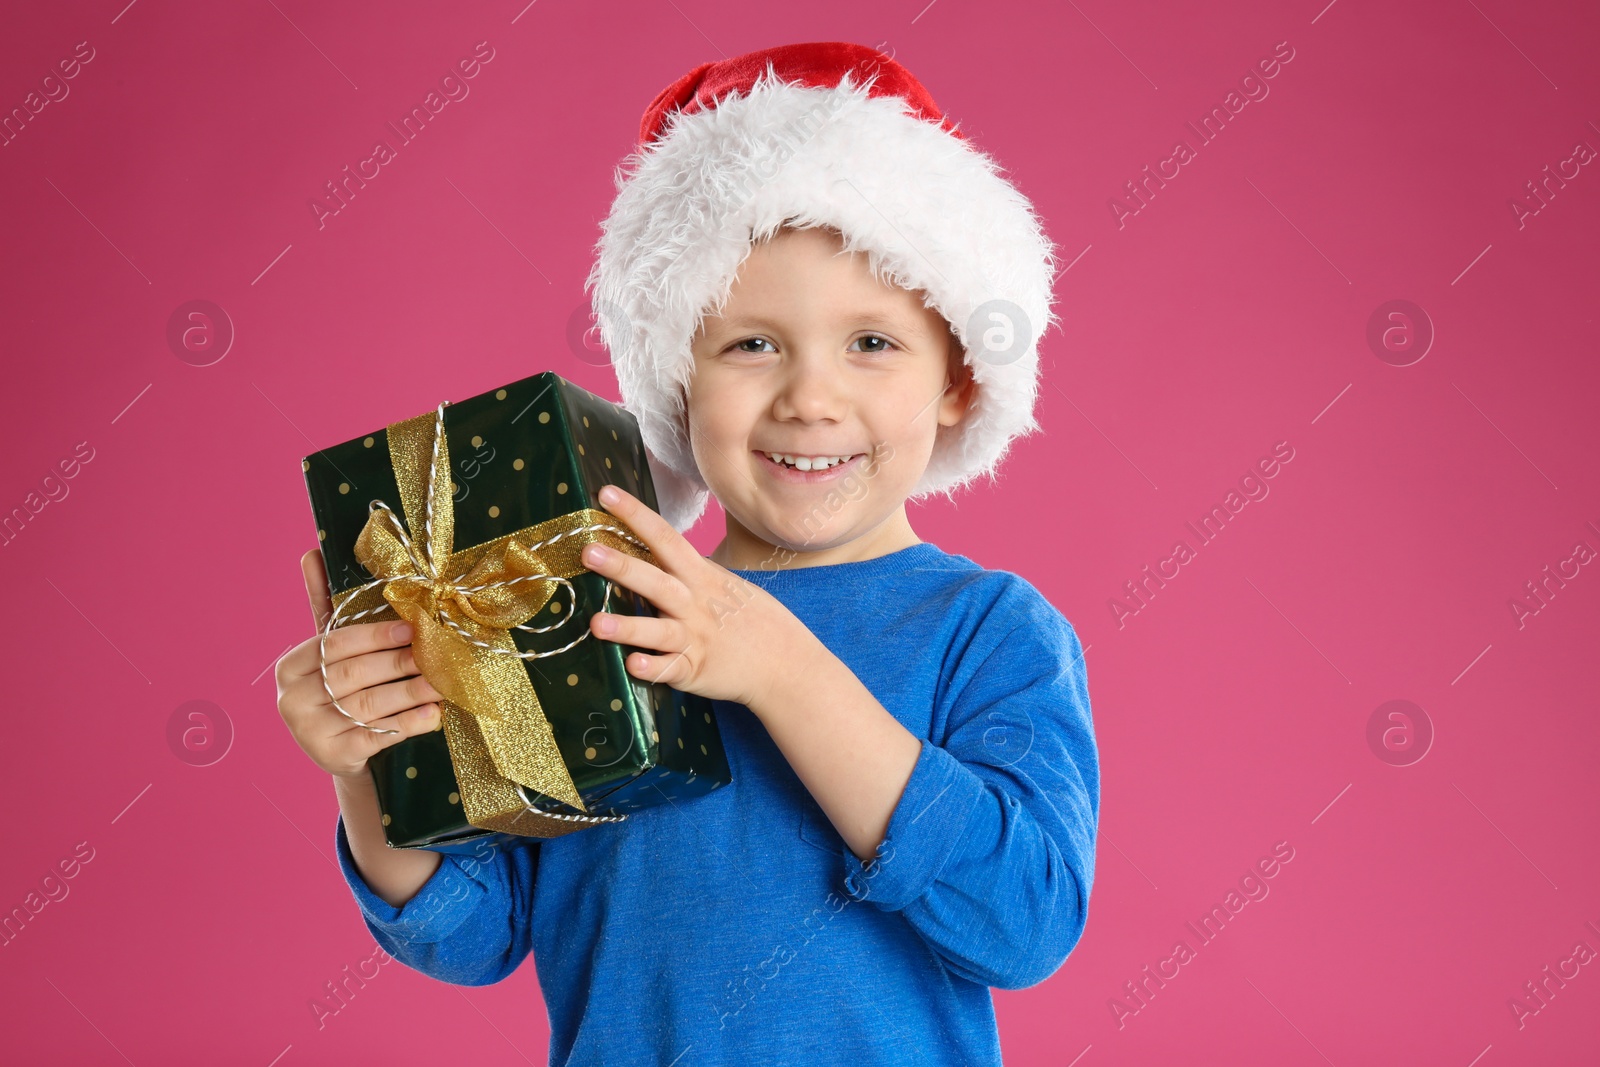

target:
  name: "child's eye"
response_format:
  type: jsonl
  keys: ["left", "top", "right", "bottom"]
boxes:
{"left": 731, "top": 338, "right": 775, "bottom": 355}
{"left": 850, "top": 334, "right": 896, "bottom": 354}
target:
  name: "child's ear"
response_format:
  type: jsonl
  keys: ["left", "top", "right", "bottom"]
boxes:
{"left": 937, "top": 333, "right": 977, "bottom": 428}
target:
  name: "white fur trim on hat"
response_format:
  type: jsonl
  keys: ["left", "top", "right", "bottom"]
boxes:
{"left": 586, "top": 65, "right": 1061, "bottom": 532}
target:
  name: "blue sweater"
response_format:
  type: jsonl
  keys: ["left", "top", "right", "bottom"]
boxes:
{"left": 334, "top": 541, "right": 1100, "bottom": 1065}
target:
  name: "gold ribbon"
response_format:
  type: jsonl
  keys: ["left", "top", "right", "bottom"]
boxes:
{"left": 323, "top": 403, "right": 655, "bottom": 839}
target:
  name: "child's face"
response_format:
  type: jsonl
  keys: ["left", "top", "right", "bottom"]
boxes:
{"left": 687, "top": 225, "right": 973, "bottom": 557}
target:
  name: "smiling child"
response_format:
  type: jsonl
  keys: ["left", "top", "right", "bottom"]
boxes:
{"left": 276, "top": 41, "right": 1099, "bottom": 1067}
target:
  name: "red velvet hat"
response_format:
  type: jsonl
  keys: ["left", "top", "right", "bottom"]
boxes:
{"left": 636, "top": 41, "right": 966, "bottom": 148}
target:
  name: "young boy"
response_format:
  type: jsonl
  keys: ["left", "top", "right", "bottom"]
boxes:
{"left": 276, "top": 41, "right": 1098, "bottom": 1066}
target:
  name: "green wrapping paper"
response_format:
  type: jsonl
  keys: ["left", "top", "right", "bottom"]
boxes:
{"left": 302, "top": 372, "right": 732, "bottom": 851}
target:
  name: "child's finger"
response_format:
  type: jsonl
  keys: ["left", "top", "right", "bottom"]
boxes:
{"left": 335, "top": 702, "right": 442, "bottom": 763}
{"left": 581, "top": 541, "right": 689, "bottom": 614}
{"left": 301, "top": 549, "right": 334, "bottom": 632}
{"left": 595, "top": 485, "right": 698, "bottom": 574}
{"left": 589, "top": 611, "right": 685, "bottom": 656}
{"left": 322, "top": 643, "right": 430, "bottom": 700}
{"left": 624, "top": 649, "right": 692, "bottom": 689}
{"left": 369, "top": 701, "right": 443, "bottom": 739}
{"left": 326, "top": 667, "right": 442, "bottom": 721}
{"left": 321, "top": 619, "right": 416, "bottom": 666}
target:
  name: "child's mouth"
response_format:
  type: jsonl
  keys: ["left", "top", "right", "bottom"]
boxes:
{"left": 754, "top": 450, "right": 866, "bottom": 483}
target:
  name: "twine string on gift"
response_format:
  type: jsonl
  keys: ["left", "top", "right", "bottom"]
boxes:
{"left": 514, "top": 782, "right": 628, "bottom": 825}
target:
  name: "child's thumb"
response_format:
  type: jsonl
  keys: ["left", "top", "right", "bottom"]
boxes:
{"left": 300, "top": 549, "right": 334, "bottom": 632}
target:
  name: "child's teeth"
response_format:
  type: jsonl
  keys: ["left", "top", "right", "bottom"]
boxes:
{"left": 765, "top": 452, "right": 853, "bottom": 470}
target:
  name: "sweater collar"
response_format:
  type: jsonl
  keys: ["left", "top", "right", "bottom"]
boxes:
{"left": 729, "top": 541, "right": 944, "bottom": 593}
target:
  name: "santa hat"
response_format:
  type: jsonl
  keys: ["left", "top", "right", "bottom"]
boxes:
{"left": 585, "top": 41, "right": 1061, "bottom": 532}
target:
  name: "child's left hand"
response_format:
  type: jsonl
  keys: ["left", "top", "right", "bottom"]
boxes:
{"left": 581, "top": 483, "right": 816, "bottom": 711}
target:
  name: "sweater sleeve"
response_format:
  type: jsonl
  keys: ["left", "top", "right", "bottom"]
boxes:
{"left": 838, "top": 583, "right": 1100, "bottom": 990}
{"left": 334, "top": 813, "right": 539, "bottom": 986}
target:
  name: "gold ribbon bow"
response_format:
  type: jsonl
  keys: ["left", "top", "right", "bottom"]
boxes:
{"left": 321, "top": 402, "right": 655, "bottom": 838}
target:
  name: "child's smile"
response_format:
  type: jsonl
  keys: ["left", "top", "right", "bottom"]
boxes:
{"left": 687, "top": 224, "right": 975, "bottom": 569}
{"left": 755, "top": 449, "right": 868, "bottom": 479}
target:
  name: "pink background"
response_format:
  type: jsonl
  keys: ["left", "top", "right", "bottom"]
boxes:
{"left": 2, "top": 0, "right": 1597, "bottom": 1063}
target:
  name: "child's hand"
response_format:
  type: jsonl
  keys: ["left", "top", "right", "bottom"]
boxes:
{"left": 275, "top": 549, "right": 446, "bottom": 781}
{"left": 581, "top": 484, "right": 821, "bottom": 710}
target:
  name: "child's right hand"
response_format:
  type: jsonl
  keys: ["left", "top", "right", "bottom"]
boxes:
{"left": 275, "top": 549, "right": 445, "bottom": 781}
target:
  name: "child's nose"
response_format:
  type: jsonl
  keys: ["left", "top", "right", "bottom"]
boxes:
{"left": 772, "top": 362, "right": 848, "bottom": 421}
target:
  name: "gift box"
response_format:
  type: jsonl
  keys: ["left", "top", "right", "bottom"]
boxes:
{"left": 302, "top": 372, "right": 731, "bottom": 852}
